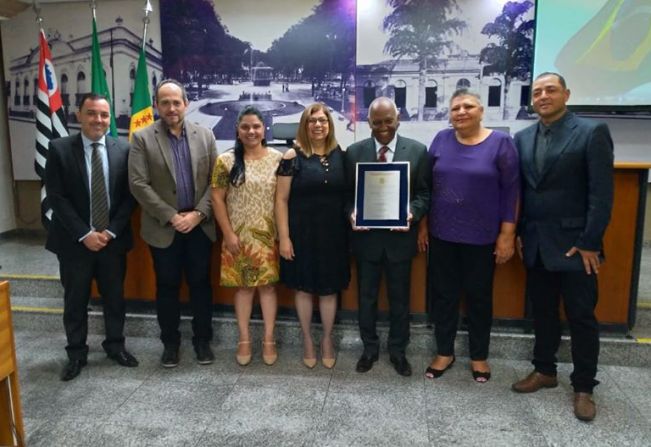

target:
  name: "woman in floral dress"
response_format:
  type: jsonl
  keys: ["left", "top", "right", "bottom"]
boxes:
{"left": 211, "top": 106, "right": 282, "bottom": 366}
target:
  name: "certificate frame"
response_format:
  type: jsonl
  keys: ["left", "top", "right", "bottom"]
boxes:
{"left": 355, "top": 161, "right": 410, "bottom": 229}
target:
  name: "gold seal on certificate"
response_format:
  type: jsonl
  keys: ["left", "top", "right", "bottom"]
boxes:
{"left": 355, "top": 162, "right": 410, "bottom": 229}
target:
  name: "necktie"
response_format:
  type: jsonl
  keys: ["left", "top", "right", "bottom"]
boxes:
{"left": 378, "top": 145, "right": 389, "bottom": 162}
{"left": 535, "top": 128, "right": 551, "bottom": 174}
{"left": 91, "top": 142, "right": 109, "bottom": 231}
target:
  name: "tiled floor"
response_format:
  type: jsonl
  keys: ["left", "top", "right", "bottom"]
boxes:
{"left": 3, "top": 233, "right": 651, "bottom": 446}
{"left": 13, "top": 330, "right": 651, "bottom": 447}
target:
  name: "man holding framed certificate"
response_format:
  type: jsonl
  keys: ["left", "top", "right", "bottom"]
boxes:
{"left": 345, "top": 97, "right": 431, "bottom": 376}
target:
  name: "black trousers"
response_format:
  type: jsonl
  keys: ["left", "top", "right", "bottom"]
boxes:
{"left": 149, "top": 227, "right": 213, "bottom": 348}
{"left": 59, "top": 249, "right": 127, "bottom": 361}
{"left": 357, "top": 255, "right": 412, "bottom": 357}
{"left": 527, "top": 256, "right": 600, "bottom": 393}
{"left": 429, "top": 237, "right": 495, "bottom": 360}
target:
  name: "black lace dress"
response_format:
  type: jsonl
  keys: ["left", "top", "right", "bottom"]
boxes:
{"left": 277, "top": 146, "right": 350, "bottom": 295}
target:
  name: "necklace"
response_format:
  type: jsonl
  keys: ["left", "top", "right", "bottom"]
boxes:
{"left": 317, "top": 153, "right": 330, "bottom": 168}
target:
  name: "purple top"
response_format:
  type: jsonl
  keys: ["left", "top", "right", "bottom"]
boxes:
{"left": 428, "top": 128, "right": 519, "bottom": 245}
{"left": 168, "top": 127, "right": 195, "bottom": 211}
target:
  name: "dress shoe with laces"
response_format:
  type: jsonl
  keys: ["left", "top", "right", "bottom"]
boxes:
{"left": 61, "top": 359, "right": 87, "bottom": 381}
{"left": 574, "top": 392, "right": 596, "bottom": 422}
{"left": 161, "top": 346, "right": 180, "bottom": 368}
{"left": 195, "top": 343, "right": 215, "bottom": 365}
{"left": 512, "top": 371, "right": 558, "bottom": 393}
{"left": 108, "top": 350, "right": 139, "bottom": 367}
{"left": 355, "top": 353, "right": 378, "bottom": 373}
{"left": 390, "top": 355, "right": 412, "bottom": 377}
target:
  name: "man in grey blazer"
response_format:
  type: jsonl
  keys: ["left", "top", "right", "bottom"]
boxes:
{"left": 129, "top": 79, "right": 217, "bottom": 367}
{"left": 345, "top": 97, "right": 431, "bottom": 376}
{"left": 45, "top": 93, "right": 138, "bottom": 381}
{"left": 511, "top": 73, "right": 614, "bottom": 422}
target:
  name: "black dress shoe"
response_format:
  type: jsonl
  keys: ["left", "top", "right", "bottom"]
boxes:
{"left": 390, "top": 355, "right": 412, "bottom": 377}
{"left": 355, "top": 353, "right": 379, "bottom": 373}
{"left": 195, "top": 343, "right": 215, "bottom": 365}
{"left": 61, "top": 359, "right": 87, "bottom": 381}
{"left": 161, "top": 346, "right": 180, "bottom": 368}
{"left": 108, "top": 350, "right": 139, "bottom": 367}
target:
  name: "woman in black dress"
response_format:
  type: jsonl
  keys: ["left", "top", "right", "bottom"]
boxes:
{"left": 275, "top": 103, "right": 350, "bottom": 369}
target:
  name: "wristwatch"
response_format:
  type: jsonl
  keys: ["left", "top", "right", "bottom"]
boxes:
{"left": 194, "top": 210, "right": 205, "bottom": 221}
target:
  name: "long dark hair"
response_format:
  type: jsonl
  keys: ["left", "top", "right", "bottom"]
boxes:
{"left": 230, "top": 106, "right": 267, "bottom": 187}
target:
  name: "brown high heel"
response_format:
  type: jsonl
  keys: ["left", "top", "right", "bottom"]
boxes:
{"left": 262, "top": 340, "right": 277, "bottom": 365}
{"left": 236, "top": 340, "right": 252, "bottom": 366}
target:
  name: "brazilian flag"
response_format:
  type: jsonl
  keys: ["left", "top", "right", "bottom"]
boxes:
{"left": 129, "top": 48, "right": 154, "bottom": 140}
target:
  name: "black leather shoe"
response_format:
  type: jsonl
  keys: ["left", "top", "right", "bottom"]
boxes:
{"left": 161, "top": 346, "right": 180, "bottom": 368}
{"left": 108, "top": 350, "right": 139, "bottom": 367}
{"left": 390, "top": 355, "right": 412, "bottom": 377}
{"left": 355, "top": 353, "right": 379, "bottom": 373}
{"left": 195, "top": 343, "right": 215, "bottom": 365}
{"left": 61, "top": 359, "right": 87, "bottom": 381}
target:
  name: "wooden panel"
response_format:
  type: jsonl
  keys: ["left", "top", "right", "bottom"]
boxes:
{"left": 119, "top": 168, "right": 645, "bottom": 325}
{"left": 594, "top": 171, "right": 639, "bottom": 323}
{"left": 0, "top": 281, "right": 24, "bottom": 447}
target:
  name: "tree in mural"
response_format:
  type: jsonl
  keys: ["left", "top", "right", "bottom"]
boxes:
{"left": 479, "top": 0, "right": 534, "bottom": 119}
{"left": 383, "top": 0, "right": 466, "bottom": 121}
{"left": 160, "top": 0, "right": 248, "bottom": 94}
{"left": 266, "top": 0, "right": 355, "bottom": 92}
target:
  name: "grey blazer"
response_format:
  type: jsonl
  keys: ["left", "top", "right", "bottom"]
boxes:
{"left": 514, "top": 112, "right": 614, "bottom": 271}
{"left": 129, "top": 119, "right": 217, "bottom": 248}
{"left": 345, "top": 135, "right": 431, "bottom": 262}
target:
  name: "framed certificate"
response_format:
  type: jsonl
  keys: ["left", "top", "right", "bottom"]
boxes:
{"left": 355, "top": 162, "right": 410, "bottom": 229}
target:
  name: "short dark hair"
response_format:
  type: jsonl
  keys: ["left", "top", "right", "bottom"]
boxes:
{"left": 154, "top": 79, "right": 188, "bottom": 103}
{"left": 78, "top": 93, "right": 110, "bottom": 111}
{"left": 535, "top": 72, "right": 567, "bottom": 89}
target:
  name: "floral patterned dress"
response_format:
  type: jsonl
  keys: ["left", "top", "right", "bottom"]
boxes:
{"left": 211, "top": 148, "right": 282, "bottom": 287}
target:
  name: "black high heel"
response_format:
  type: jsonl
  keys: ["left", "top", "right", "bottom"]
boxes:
{"left": 425, "top": 356, "right": 455, "bottom": 379}
{"left": 472, "top": 370, "right": 491, "bottom": 383}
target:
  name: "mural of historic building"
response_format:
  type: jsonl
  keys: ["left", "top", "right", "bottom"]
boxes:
{"left": 355, "top": 52, "right": 531, "bottom": 122}
{"left": 8, "top": 18, "right": 162, "bottom": 131}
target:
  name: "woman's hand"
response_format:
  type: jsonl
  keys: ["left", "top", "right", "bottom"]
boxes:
{"left": 224, "top": 232, "right": 241, "bottom": 255}
{"left": 279, "top": 237, "right": 295, "bottom": 260}
{"left": 494, "top": 232, "right": 515, "bottom": 264}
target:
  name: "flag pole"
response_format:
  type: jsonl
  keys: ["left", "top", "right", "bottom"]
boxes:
{"left": 32, "top": 1, "right": 43, "bottom": 27}
{"left": 141, "top": 0, "right": 153, "bottom": 48}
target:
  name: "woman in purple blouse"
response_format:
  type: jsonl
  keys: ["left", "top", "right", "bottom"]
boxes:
{"left": 424, "top": 89, "right": 520, "bottom": 383}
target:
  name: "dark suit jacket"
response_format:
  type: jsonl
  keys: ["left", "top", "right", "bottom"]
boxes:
{"left": 44, "top": 133, "right": 134, "bottom": 258}
{"left": 129, "top": 119, "right": 217, "bottom": 248}
{"left": 345, "top": 135, "right": 431, "bottom": 262}
{"left": 514, "top": 112, "right": 614, "bottom": 271}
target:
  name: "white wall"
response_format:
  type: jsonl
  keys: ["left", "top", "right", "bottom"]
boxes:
{"left": 0, "top": 39, "right": 17, "bottom": 233}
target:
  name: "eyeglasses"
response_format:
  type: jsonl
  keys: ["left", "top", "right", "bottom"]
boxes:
{"left": 307, "top": 117, "right": 329, "bottom": 125}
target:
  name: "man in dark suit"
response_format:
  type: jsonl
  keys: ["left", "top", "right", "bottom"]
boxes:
{"left": 45, "top": 93, "right": 138, "bottom": 381}
{"left": 345, "top": 97, "right": 431, "bottom": 376}
{"left": 511, "top": 73, "right": 614, "bottom": 422}
{"left": 129, "top": 79, "right": 217, "bottom": 368}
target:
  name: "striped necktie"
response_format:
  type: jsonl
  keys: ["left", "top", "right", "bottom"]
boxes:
{"left": 378, "top": 145, "right": 389, "bottom": 162}
{"left": 91, "top": 142, "right": 109, "bottom": 231}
